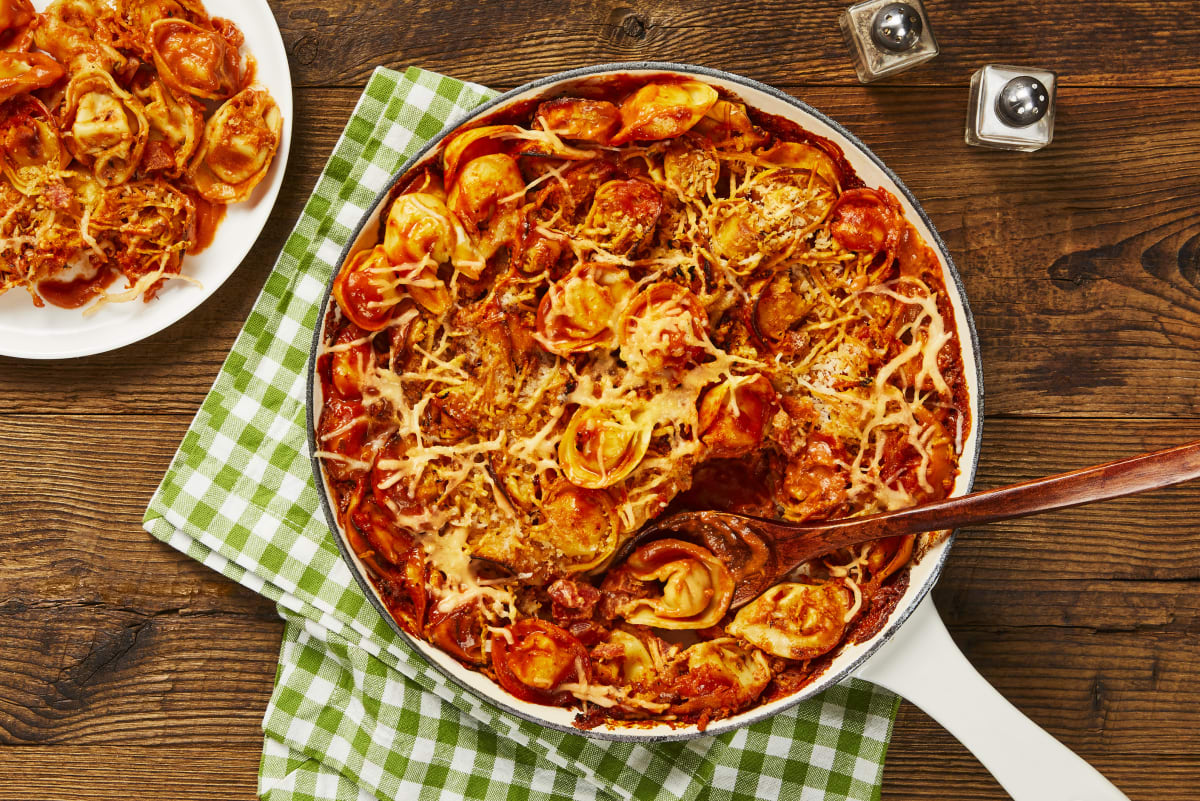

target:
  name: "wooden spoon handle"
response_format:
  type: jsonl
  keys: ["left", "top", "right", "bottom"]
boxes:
{"left": 798, "top": 438, "right": 1200, "bottom": 551}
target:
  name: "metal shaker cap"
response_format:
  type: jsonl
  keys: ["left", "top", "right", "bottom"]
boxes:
{"left": 870, "top": 3, "right": 923, "bottom": 52}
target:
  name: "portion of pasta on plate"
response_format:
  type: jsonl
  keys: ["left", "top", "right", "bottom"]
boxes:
{"left": 0, "top": 0, "right": 283, "bottom": 312}
{"left": 315, "top": 75, "right": 971, "bottom": 727}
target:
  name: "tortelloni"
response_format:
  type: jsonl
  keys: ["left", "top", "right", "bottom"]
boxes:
{"left": 535, "top": 97, "right": 620, "bottom": 143}
{"left": 592, "top": 629, "right": 664, "bottom": 686}
{"left": 120, "top": 0, "right": 209, "bottom": 38}
{"left": 491, "top": 619, "right": 590, "bottom": 706}
{"left": 618, "top": 281, "right": 708, "bottom": 373}
{"left": 697, "top": 374, "right": 778, "bottom": 458}
{"left": 535, "top": 262, "right": 635, "bottom": 355}
{"left": 672, "top": 639, "right": 772, "bottom": 714}
{"left": 189, "top": 85, "right": 282, "bottom": 203}
{"left": 331, "top": 245, "right": 409, "bottom": 332}
{"left": 535, "top": 479, "right": 620, "bottom": 573}
{"left": 583, "top": 178, "right": 662, "bottom": 255}
{"left": 611, "top": 539, "right": 734, "bottom": 629}
{"left": 148, "top": 17, "right": 238, "bottom": 100}
{"left": 62, "top": 69, "right": 149, "bottom": 186}
{"left": 709, "top": 160, "right": 839, "bottom": 270}
{"left": 383, "top": 190, "right": 479, "bottom": 278}
{"left": 440, "top": 125, "right": 516, "bottom": 188}
{"left": 610, "top": 80, "right": 718, "bottom": 145}
{"left": 0, "top": 0, "right": 35, "bottom": 52}
{"left": 0, "top": 96, "right": 70, "bottom": 192}
{"left": 34, "top": 0, "right": 127, "bottom": 74}
{"left": 727, "top": 580, "right": 854, "bottom": 660}
{"left": 0, "top": 52, "right": 64, "bottom": 104}
{"left": 132, "top": 73, "right": 203, "bottom": 175}
{"left": 558, "top": 404, "right": 653, "bottom": 490}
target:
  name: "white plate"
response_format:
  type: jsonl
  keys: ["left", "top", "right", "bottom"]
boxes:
{"left": 0, "top": 0, "right": 293, "bottom": 359}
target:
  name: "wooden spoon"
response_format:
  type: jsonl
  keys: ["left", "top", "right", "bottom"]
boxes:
{"left": 621, "top": 439, "right": 1200, "bottom": 608}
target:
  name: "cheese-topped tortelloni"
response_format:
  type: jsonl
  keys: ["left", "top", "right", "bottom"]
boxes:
{"left": 491, "top": 619, "right": 591, "bottom": 706}
{"left": 62, "top": 69, "right": 149, "bottom": 186}
{"left": 149, "top": 17, "right": 239, "bottom": 100}
{"left": 34, "top": 0, "right": 126, "bottom": 73}
{"left": 0, "top": 0, "right": 35, "bottom": 52}
{"left": 583, "top": 178, "right": 662, "bottom": 255}
{"left": 535, "top": 97, "right": 621, "bottom": 143}
{"left": 727, "top": 580, "right": 854, "bottom": 660}
{"left": 697, "top": 373, "right": 778, "bottom": 458}
{"left": 189, "top": 85, "right": 282, "bottom": 203}
{"left": 447, "top": 152, "right": 523, "bottom": 230}
{"left": 535, "top": 262, "right": 635, "bottom": 355}
{"left": 592, "top": 629, "right": 663, "bottom": 686}
{"left": 618, "top": 282, "right": 708, "bottom": 373}
{"left": 132, "top": 74, "right": 203, "bottom": 175}
{"left": 829, "top": 186, "right": 904, "bottom": 261}
{"left": 756, "top": 141, "right": 841, "bottom": 188}
{"left": 691, "top": 100, "right": 768, "bottom": 150}
{"left": 610, "top": 80, "right": 718, "bottom": 145}
{"left": 120, "top": 0, "right": 209, "bottom": 37}
{"left": 558, "top": 404, "right": 652, "bottom": 489}
{"left": 663, "top": 138, "right": 719, "bottom": 199}
{"left": 711, "top": 166, "right": 838, "bottom": 267}
{"left": 384, "top": 191, "right": 479, "bottom": 278}
{"left": 331, "top": 245, "right": 409, "bottom": 332}
{"left": 0, "top": 96, "right": 71, "bottom": 191}
{"left": 535, "top": 478, "right": 619, "bottom": 572}
{"left": 616, "top": 539, "right": 735, "bottom": 629}
{"left": 440, "top": 124, "right": 517, "bottom": 188}
{"left": 0, "top": 52, "right": 65, "bottom": 105}
{"left": 672, "top": 638, "right": 771, "bottom": 713}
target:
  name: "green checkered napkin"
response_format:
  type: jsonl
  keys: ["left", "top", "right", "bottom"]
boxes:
{"left": 143, "top": 66, "right": 901, "bottom": 801}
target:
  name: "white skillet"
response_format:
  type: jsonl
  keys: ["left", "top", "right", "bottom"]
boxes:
{"left": 308, "top": 63, "right": 1128, "bottom": 801}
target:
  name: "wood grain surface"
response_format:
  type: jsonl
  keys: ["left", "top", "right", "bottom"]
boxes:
{"left": 1, "top": 1, "right": 1198, "bottom": 800}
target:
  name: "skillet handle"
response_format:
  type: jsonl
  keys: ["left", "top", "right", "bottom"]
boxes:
{"left": 855, "top": 596, "right": 1129, "bottom": 801}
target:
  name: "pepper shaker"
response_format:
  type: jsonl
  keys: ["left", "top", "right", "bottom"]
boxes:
{"left": 965, "top": 65, "right": 1058, "bottom": 151}
{"left": 839, "top": 0, "right": 940, "bottom": 83}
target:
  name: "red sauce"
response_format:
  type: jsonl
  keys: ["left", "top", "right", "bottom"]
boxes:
{"left": 189, "top": 194, "right": 226, "bottom": 254}
{"left": 240, "top": 54, "right": 258, "bottom": 91}
{"left": 37, "top": 264, "right": 120, "bottom": 309}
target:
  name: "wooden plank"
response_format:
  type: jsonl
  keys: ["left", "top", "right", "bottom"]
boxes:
{"left": 882, "top": 708, "right": 1199, "bottom": 800}
{"left": 0, "top": 413, "right": 281, "bottom": 614}
{"left": 0, "top": 607, "right": 281, "bottom": 745}
{"left": 266, "top": 0, "right": 1200, "bottom": 89}
{"left": 0, "top": 746, "right": 261, "bottom": 801}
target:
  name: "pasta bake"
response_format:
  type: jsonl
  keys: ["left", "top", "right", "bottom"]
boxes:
{"left": 315, "top": 75, "right": 970, "bottom": 727}
{"left": 0, "top": 0, "right": 282, "bottom": 311}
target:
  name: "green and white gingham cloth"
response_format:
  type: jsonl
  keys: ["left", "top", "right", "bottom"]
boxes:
{"left": 143, "top": 66, "right": 902, "bottom": 801}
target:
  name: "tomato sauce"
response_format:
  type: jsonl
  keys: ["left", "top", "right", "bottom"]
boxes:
{"left": 188, "top": 194, "right": 226, "bottom": 254}
{"left": 37, "top": 264, "right": 120, "bottom": 309}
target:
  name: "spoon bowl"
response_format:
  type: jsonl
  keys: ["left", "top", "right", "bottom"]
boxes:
{"left": 623, "top": 438, "right": 1200, "bottom": 607}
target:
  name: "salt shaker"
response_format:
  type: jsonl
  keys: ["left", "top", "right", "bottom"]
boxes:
{"left": 839, "top": 0, "right": 940, "bottom": 83}
{"left": 965, "top": 65, "right": 1058, "bottom": 151}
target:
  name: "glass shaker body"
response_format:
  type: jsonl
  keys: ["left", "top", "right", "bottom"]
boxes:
{"left": 966, "top": 64, "right": 1058, "bottom": 152}
{"left": 839, "top": 0, "right": 940, "bottom": 83}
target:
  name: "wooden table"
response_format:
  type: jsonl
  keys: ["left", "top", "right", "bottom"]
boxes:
{"left": 3, "top": 1, "right": 1198, "bottom": 798}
